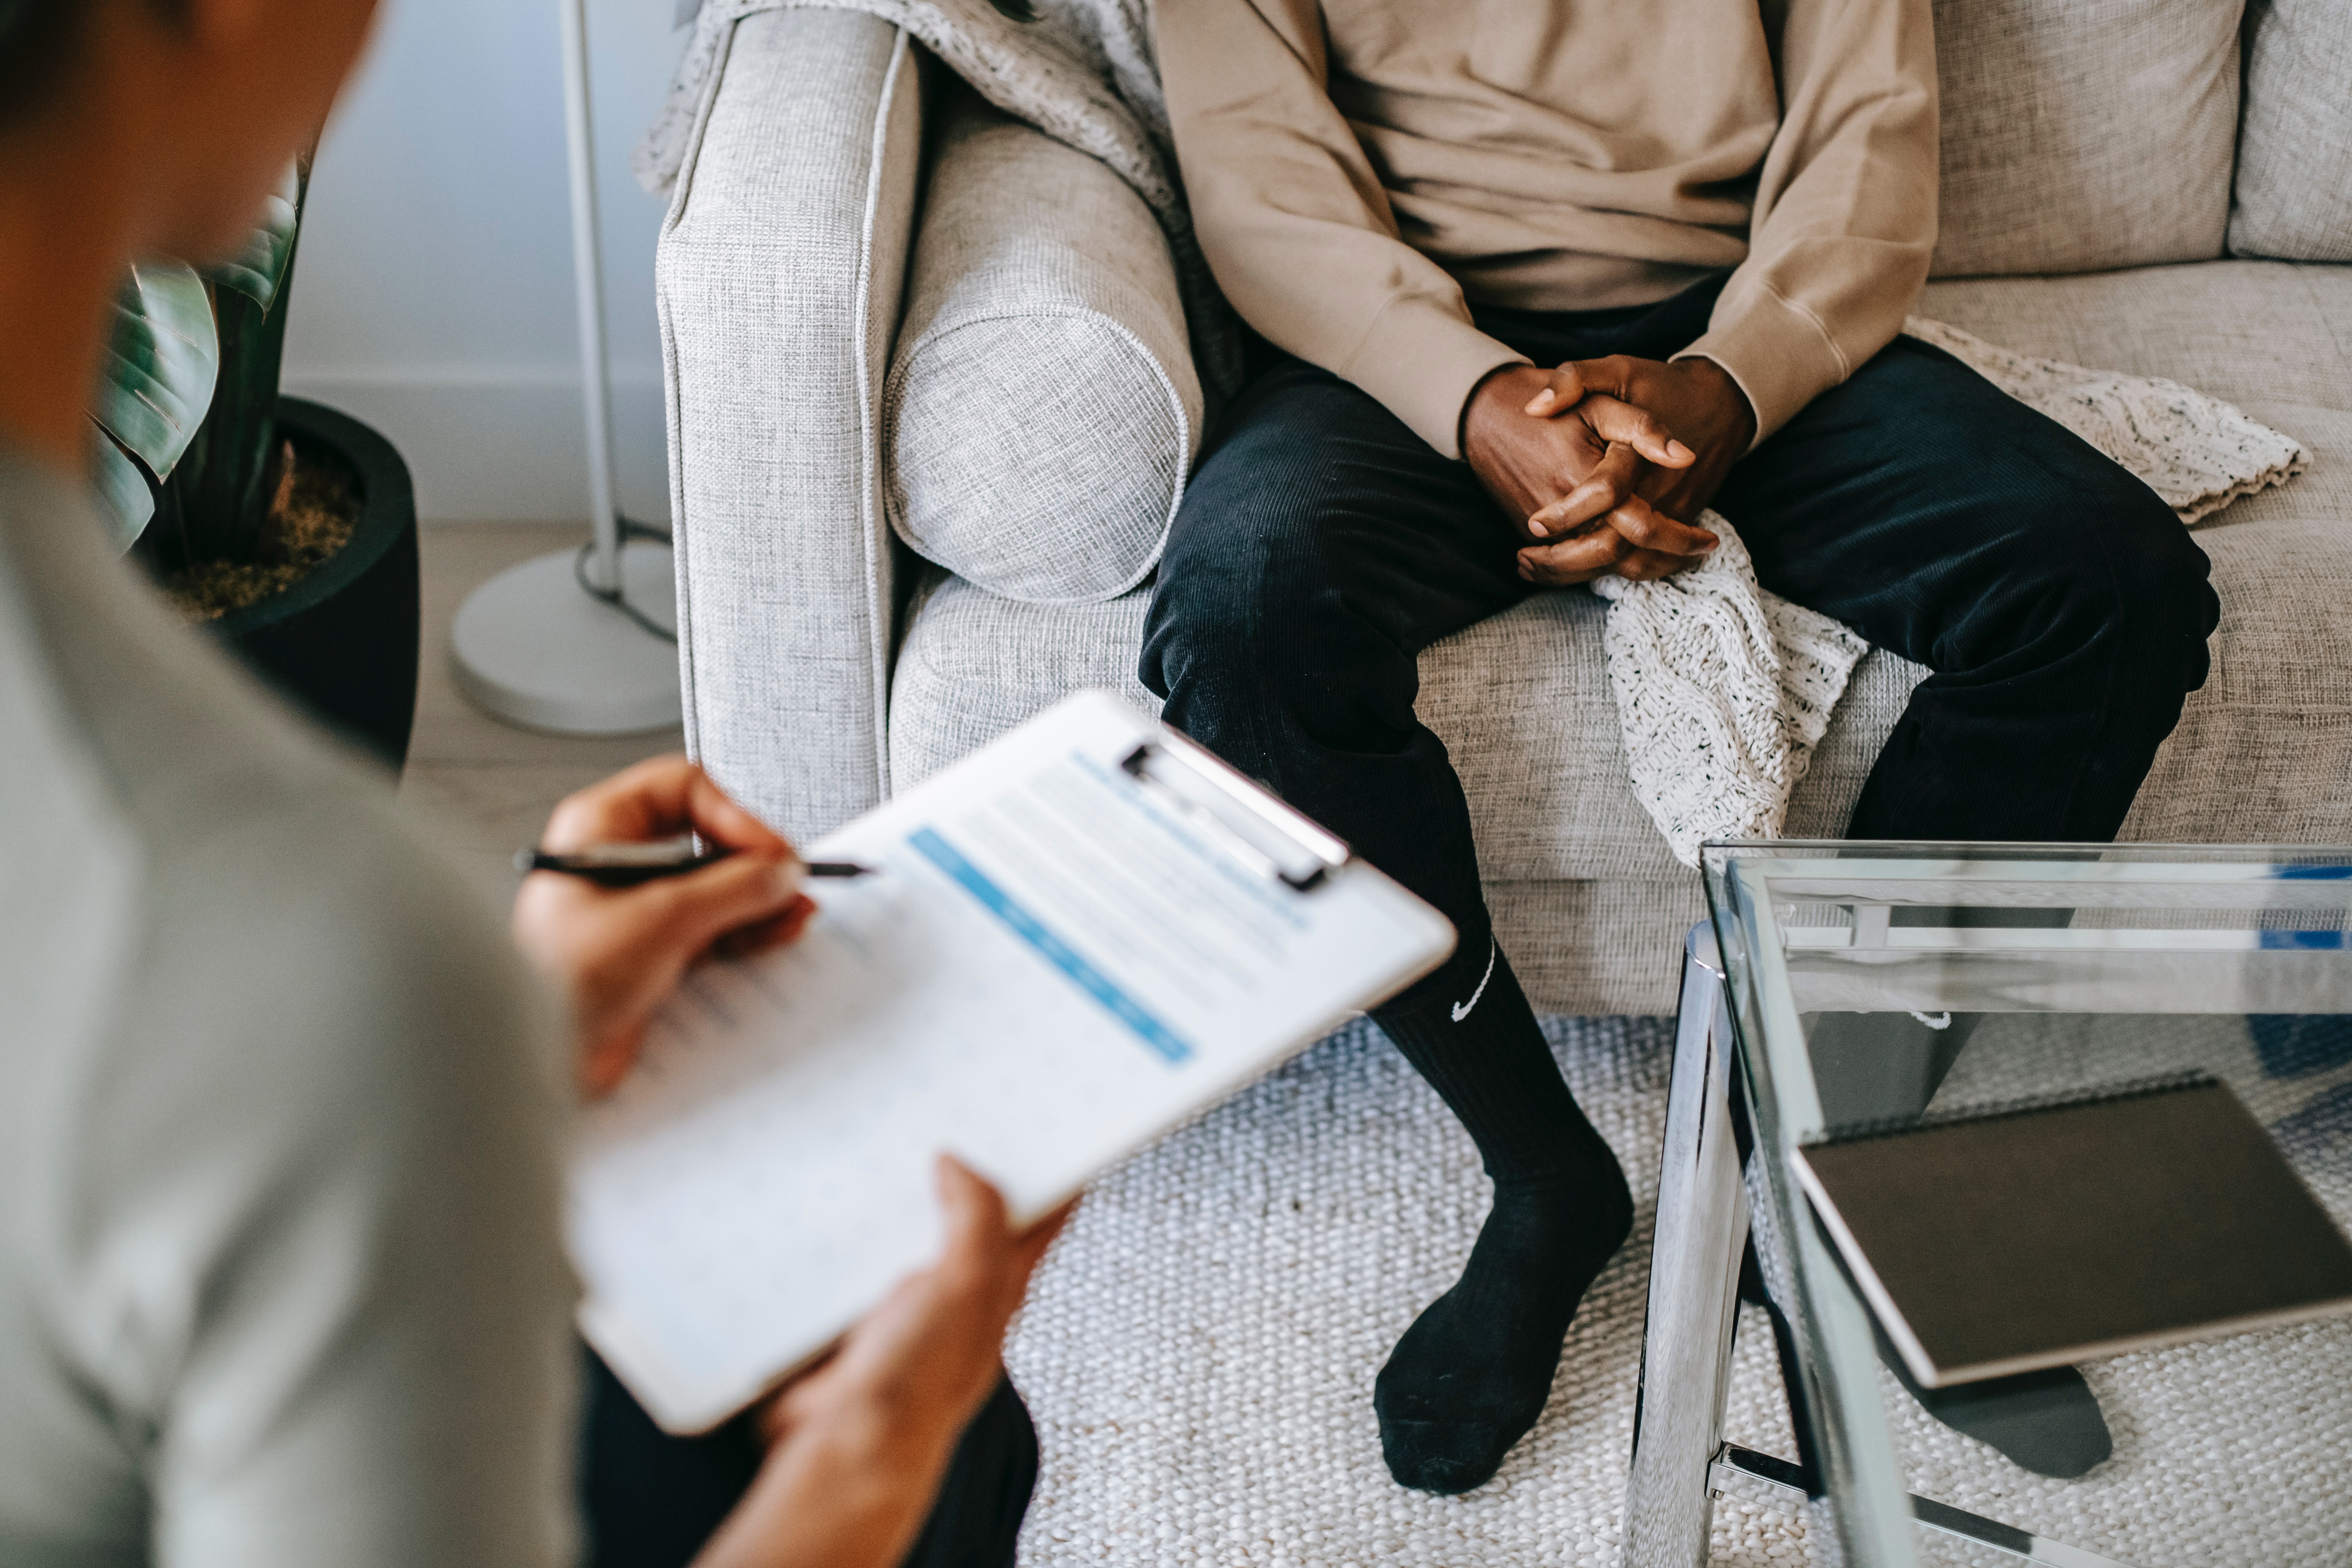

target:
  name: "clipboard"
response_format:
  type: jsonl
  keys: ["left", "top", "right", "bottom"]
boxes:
{"left": 567, "top": 690, "right": 1457, "bottom": 1432}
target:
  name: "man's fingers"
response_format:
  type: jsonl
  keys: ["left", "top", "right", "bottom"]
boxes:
{"left": 1528, "top": 442, "right": 1644, "bottom": 537}
{"left": 1575, "top": 393, "right": 1694, "bottom": 468}
{"left": 1517, "top": 526, "right": 1630, "bottom": 586}
{"left": 1522, "top": 363, "right": 1587, "bottom": 417}
{"left": 1612, "top": 548, "right": 1697, "bottom": 582}
{"left": 1564, "top": 353, "right": 1642, "bottom": 401}
{"left": 1598, "top": 494, "right": 1719, "bottom": 556}
{"left": 1517, "top": 536, "right": 1700, "bottom": 589}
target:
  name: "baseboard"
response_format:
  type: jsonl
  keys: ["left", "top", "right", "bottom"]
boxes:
{"left": 278, "top": 368, "right": 672, "bottom": 525}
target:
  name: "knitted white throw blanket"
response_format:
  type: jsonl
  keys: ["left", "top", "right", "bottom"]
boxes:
{"left": 646, "top": 2, "right": 2310, "bottom": 865}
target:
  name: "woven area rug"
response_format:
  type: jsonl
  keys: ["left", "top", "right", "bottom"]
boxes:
{"left": 1004, "top": 1014, "right": 2352, "bottom": 1568}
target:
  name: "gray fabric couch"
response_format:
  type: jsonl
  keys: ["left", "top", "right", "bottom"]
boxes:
{"left": 657, "top": 0, "right": 2352, "bottom": 1016}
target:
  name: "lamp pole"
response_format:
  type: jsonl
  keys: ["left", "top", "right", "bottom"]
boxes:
{"left": 448, "top": 0, "right": 682, "bottom": 736}
{"left": 562, "top": 0, "right": 624, "bottom": 595}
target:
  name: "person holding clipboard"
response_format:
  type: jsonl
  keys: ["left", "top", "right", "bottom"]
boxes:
{"left": 0, "top": 3, "right": 1060, "bottom": 1565}
{"left": 521, "top": 761, "right": 1078, "bottom": 1568}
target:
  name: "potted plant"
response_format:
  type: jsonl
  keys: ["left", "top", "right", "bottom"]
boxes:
{"left": 92, "top": 155, "right": 421, "bottom": 770}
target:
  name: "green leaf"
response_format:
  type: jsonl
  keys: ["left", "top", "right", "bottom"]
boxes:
{"left": 88, "top": 427, "right": 158, "bottom": 551}
{"left": 204, "top": 160, "right": 302, "bottom": 315}
{"left": 94, "top": 260, "right": 218, "bottom": 497}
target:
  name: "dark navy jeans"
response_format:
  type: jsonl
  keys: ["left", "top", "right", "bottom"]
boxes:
{"left": 1140, "top": 276, "right": 2219, "bottom": 1007}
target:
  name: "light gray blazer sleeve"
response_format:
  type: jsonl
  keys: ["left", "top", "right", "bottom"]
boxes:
{"left": 0, "top": 454, "right": 579, "bottom": 1568}
{"left": 659, "top": 8, "right": 929, "bottom": 843}
{"left": 125, "top": 817, "right": 579, "bottom": 1568}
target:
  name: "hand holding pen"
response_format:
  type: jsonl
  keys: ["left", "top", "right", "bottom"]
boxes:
{"left": 510, "top": 756, "right": 843, "bottom": 1096}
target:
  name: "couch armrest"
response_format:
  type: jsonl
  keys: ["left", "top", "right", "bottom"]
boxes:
{"left": 657, "top": 8, "right": 924, "bottom": 842}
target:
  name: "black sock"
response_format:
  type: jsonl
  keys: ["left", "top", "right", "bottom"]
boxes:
{"left": 1370, "top": 940, "right": 1633, "bottom": 1494}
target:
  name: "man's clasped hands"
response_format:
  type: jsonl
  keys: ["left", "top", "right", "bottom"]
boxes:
{"left": 1463, "top": 353, "right": 1758, "bottom": 585}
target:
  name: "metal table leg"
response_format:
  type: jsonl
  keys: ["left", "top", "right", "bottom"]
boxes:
{"left": 1623, "top": 922, "right": 1752, "bottom": 1568}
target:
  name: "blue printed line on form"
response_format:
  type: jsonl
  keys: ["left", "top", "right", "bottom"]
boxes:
{"left": 2259, "top": 930, "right": 2347, "bottom": 949}
{"left": 908, "top": 826, "right": 1193, "bottom": 1065}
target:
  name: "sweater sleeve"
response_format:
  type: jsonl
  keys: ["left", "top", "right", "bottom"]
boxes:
{"left": 1154, "top": 0, "right": 1527, "bottom": 459}
{"left": 1671, "top": 0, "right": 1939, "bottom": 446}
{"left": 0, "top": 455, "right": 579, "bottom": 1568}
{"left": 108, "top": 809, "right": 579, "bottom": 1568}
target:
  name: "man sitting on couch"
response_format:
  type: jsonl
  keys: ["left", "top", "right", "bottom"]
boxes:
{"left": 1143, "top": 0, "right": 2219, "bottom": 1493}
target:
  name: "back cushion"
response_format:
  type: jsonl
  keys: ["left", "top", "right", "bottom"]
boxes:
{"left": 1930, "top": 0, "right": 2240, "bottom": 278}
{"left": 2230, "top": 0, "right": 2352, "bottom": 262}
{"left": 884, "top": 87, "right": 1200, "bottom": 606}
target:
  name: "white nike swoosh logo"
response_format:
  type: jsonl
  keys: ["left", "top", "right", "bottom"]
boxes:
{"left": 1452, "top": 939, "right": 1499, "bottom": 1022}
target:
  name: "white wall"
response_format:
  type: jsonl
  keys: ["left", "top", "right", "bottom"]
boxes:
{"left": 283, "top": 0, "right": 688, "bottom": 523}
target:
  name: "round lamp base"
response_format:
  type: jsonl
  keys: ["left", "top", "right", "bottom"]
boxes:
{"left": 450, "top": 544, "right": 682, "bottom": 735}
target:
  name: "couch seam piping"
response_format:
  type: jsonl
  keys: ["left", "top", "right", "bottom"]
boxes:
{"left": 856, "top": 29, "right": 912, "bottom": 802}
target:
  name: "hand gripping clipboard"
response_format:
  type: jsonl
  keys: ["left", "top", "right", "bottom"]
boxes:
{"left": 568, "top": 690, "right": 1457, "bottom": 1432}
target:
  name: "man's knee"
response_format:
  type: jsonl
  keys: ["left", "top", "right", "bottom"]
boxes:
{"left": 2082, "top": 472, "right": 2216, "bottom": 680}
{"left": 2005, "top": 472, "right": 2217, "bottom": 698}
{"left": 1139, "top": 459, "right": 1433, "bottom": 770}
{"left": 1138, "top": 483, "right": 1322, "bottom": 703}
{"left": 2114, "top": 519, "right": 2219, "bottom": 695}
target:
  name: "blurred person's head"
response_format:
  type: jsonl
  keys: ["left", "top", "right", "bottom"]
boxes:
{"left": 0, "top": 0, "right": 376, "bottom": 261}
{"left": 0, "top": 0, "right": 376, "bottom": 466}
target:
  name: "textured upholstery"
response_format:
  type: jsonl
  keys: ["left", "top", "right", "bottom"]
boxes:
{"left": 1928, "top": 0, "right": 2239, "bottom": 278}
{"left": 659, "top": 9, "right": 924, "bottom": 844}
{"left": 2230, "top": 0, "right": 2352, "bottom": 263}
{"left": 885, "top": 90, "right": 1200, "bottom": 605}
{"left": 893, "top": 262, "right": 2352, "bottom": 1010}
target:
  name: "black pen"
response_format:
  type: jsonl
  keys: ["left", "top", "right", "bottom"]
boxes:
{"left": 516, "top": 838, "right": 878, "bottom": 888}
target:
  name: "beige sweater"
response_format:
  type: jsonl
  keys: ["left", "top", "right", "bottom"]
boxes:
{"left": 1154, "top": 0, "right": 1940, "bottom": 457}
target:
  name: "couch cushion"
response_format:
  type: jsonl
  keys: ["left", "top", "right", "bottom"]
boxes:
{"left": 2230, "top": 0, "right": 2352, "bottom": 263}
{"left": 889, "top": 572, "right": 1165, "bottom": 793}
{"left": 895, "top": 262, "right": 2352, "bottom": 886}
{"left": 1929, "top": 0, "right": 2239, "bottom": 278}
{"left": 883, "top": 88, "right": 1199, "bottom": 606}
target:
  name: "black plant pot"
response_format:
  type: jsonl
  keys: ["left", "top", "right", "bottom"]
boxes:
{"left": 212, "top": 396, "right": 419, "bottom": 772}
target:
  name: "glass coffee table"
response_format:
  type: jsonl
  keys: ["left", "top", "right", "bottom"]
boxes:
{"left": 1621, "top": 843, "right": 2352, "bottom": 1568}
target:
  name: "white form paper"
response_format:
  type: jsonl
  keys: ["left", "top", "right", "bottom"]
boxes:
{"left": 568, "top": 691, "right": 1456, "bottom": 1432}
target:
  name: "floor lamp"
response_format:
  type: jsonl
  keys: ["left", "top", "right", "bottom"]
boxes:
{"left": 450, "top": 0, "right": 682, "bottom": 735}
